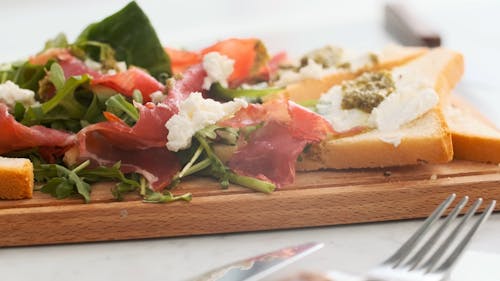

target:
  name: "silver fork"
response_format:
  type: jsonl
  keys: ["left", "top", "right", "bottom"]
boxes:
{"left": 365, "top": 194, "right": 496, "bottom": 281}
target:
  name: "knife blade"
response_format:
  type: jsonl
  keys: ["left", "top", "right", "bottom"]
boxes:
{"left": 189, "top": 242, "right": 324, "bottom": 281}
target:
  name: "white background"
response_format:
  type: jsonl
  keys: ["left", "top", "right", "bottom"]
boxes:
{"left": 0, "top": 0, "right": 499, "bottom": 280}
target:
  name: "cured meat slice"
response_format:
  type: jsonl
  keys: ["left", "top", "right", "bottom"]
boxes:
{"left": 74, "top": 102, "right": 179, "bottom": 191}
{"left": 166, "top": 38, "right": 269, "bottom": 86}
{"left": 92, "top": 67, "right": 164, "bottom": 102}
{"left": 166, "top": 64, "right": 206, "bottom": 109}
{"left": 0, "top": 104, "right": 75, "bottom": 156}
{"left": 229, "top": 121, "right": 307, "bottom": 186}
{"left": 227, "top": 99, "right": 334, "bottom": 187}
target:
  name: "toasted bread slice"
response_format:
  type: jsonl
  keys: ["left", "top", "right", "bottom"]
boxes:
{"left": 297, "top": 48, "right": 463, "bottom": 170}
{"left": 281, "top": 45, "right": 428, "bottom": 103}
{"left": 444, "top": 95, "right": 500, "bottom": 164}
{"left": 0, "top": 156, "right": 33, "bottom": 199}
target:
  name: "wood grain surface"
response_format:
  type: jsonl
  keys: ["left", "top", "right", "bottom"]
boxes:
{"left": 0, "top": 160, "right": 499, "bottom": 247}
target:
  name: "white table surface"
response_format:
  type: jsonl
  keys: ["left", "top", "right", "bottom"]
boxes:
{"left": 1, "top": 0, "right": 499, "bottom": 280}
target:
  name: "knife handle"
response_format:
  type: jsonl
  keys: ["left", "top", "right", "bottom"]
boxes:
{"left": 384, "top": 3, "right": 441, "bottom": 47}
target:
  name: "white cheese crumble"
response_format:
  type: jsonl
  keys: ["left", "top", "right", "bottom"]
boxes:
{"left": 274, "top": 59, "right": 335, "bottom": 87}
{"left": 165, "top": 92, "right": 247, "bottom": 152}
{"left": 341, "top": 50, "right": 378, "bottom": 72}
{"left": 104, "top": 61, "right": 128, "bottom": 75}
{"left": 149, "top": 91, "right": 166, "bottom": 104}
{"left": 116, "top": 61, "right": 127, "bottom": 72}
{"left": 241, "top": 82, "right": 269, "bottom": 90}
{"left": 317, "top": 70, "right": 439, "bottom": 145}
{"left": 202, "top": 52, "right": 234, "bottom": 90}
{"left": 84, "top": 58, "right": 102, "bottom": 71}
{"left": 0, "top": 81, "right": 38, "bottom": 109}
{"left": 273, "top": 47, "right": 379, "bottom": 87}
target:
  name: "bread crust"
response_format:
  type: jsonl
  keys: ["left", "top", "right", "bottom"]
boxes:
{"left": 297, "top": 110, "right": 453, "bottom": 170}
{"left": 445, "top": 95, "right": 500, "bottom": 164}
{"left": 0, "top": 157, "right": 34, "bottom": 200}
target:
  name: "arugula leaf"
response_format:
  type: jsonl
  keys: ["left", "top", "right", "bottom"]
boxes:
{"left": 13, "top": 102, "right": 26, "bottom": 121}
{"left": 143, "top": 190, "right": 192, "bottom": 203}
{"left": 172, "top": 127, "right": 275, "bottom": 193}
{"left": 81, "top": 93, "right": 106, "bottom": 126}
{"left": 42, "top": 73, "right": 89, "bottom": 116}
{"left": 198, "top": 125, "right": 239, "bottom": 145}
{"left": 22, "top": 73, "right": 91, "bottom": 129}
{"left": 43, "top": 33, "right": 69, "bottom": 51}
{"left": 297, "top": 99, "right": 319, "bottom": 111}
{"left": 132, "top": 89, "right": 143, "bottom": 104}
{"left": 105, "top": 94, "right": 139, "bottom": 125}
{"left": 209, "top": 82, "right": 283, "bottom": 102}
{"left": 71, "top": 41, "right": 118, "bottom": 71}
{"left": 36, "top": 161, "right": 143, "bottom": 203}
{"left": 78, "top": 162, "right": 139, "bottom": 186}
{"left": 195, "top": 132, "right": 275, "bottom": 193}
{"left": 49, "top": 62, "right": 66, "bottom": 90}
{"left": 75, "top": 1, "right": 171, "bottom": 79}
{"left": 36, "top": 159, "right": 189, "bottom": 203}
{"left": 78, "top": 162, "right": 141, "bottom": 201}
{"left": 38, "top": 161, "right": 92, "bottom": 203}
{"left": 0, "top": 61, "right": 48, "bottom": 92}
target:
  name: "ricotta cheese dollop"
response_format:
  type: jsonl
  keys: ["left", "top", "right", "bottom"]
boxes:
{"left": 165, "top": 92, "right": 247, "bottom": 152}
{"left": 317, "top": 69, "right": 439, "bottom": 145}
{"left": 202, "top": 52, "right": 234, "bottom": 90}
{"left": 0, "top": 80, "right": 38, "bottom": 109}
{"left": 273, "top": 46, "right": 379, "bottom": 87}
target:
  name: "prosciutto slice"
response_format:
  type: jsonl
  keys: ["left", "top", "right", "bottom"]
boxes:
{"left": 92, "top": 67, "right": 165, "bottom": 102}
{"left": 0, "top": 104, "right": 75, "bottom": 156}
{"left": 166, "top": 63, "right": 206, "bottom": 109}
{"left": 166, "top": 38, "right": 268, "bottom": 86}
{"left": 59, "top": 55, "right": 102, "bottom": 79}
{"left": 218, "top": 104, "right": 267, "bottom": 128}
{"left": 227, "top": 99, "right": 335, "bottom": 187}
{"left": 229, "top": 121, "right": 308, "bottom": 185}
{"left": 72, "top": 67, "right": 206, "bottom": 191}
{"left": 29, "top": 48, "right": 102, "bottom": 79}
{"left": 75, "top": 102, "right": 179, "bottom": 191}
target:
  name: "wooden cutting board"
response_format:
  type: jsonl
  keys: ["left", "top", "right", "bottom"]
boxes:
{"left": 1, "top": 160, "right": 499, "bottom": 247}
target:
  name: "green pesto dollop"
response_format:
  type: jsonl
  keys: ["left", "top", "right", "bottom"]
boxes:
{"left": 341, "top": 71, "right": 395, "bottom": 113}
{"left": 300, "top": 45, "right": 344, "bottom": 68}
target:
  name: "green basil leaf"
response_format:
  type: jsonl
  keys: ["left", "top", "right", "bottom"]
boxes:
{"left": 75, "top": 1, "right": 171, "bottom": 79}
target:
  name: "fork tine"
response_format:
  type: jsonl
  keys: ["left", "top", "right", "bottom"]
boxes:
{"left": 420, "top": 198, "right": 483, "bottom": 272}
{"left": 435, "top": 200, "right": 496, "bottom": 273}
{"left": 403, "top": 196, "right": 469, "bottom": 269}
{"left": 382, "top": 194, "right": 456, "bottom": 266}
